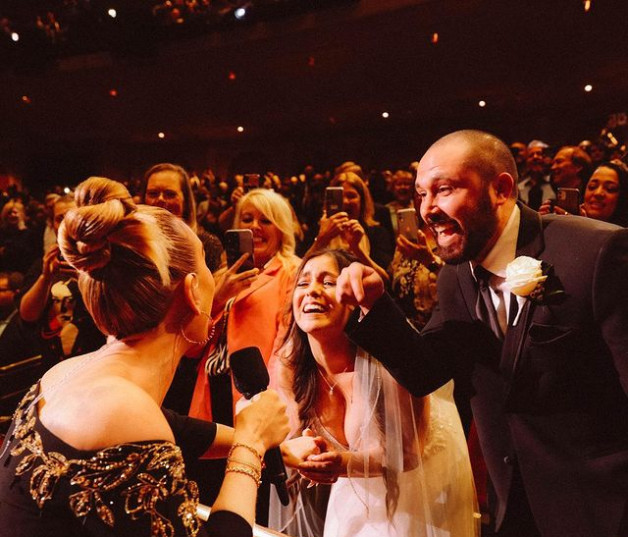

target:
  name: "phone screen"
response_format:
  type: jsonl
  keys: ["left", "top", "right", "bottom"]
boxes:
{"left": 556, "top": 188, "right": 580, "bottom": 215}
{"left": 324, "top": 187, "right": 344, "bottom": 216}
{"left": 225, "top": 229, "right": 255, "bottom": 273}
{"left": 397, "top": 208, "right": 419, "bottom": 242}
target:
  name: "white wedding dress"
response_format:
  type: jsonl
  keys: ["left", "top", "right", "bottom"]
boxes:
{"left": 270, "top": 351, "right": 479, "bottom": 537}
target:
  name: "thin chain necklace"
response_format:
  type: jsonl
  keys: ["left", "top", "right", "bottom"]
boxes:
{"left": 317, "top": 366, "right": 348, "bottom": 395}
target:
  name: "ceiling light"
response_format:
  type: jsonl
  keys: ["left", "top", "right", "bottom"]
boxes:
{"left": 478, "top": 100, "right": 486, "bottom": 107}
{"left": 21, "top": 95, "right": 31, "bottom": 104}
{"left": 237, "top": 126, "right": 244, "bottom": 133}
{"left": 64, "top": 187, "right": 71, "bottom": 194}
{"left": 109, "top": 89, "right": 118, "bottom": 97}
{"left": 234, "top": 7, "right": 247, "bottom": 20}
{"left": 584, "top": 84, "right": 593, "bottom": 92}
{"left": 431, "top": 33, "right": 439, "bottom": 44}
{"left": 158, "top": 132, "right": 165, "bottom": 139}
{"left": 11, "top": 32, "right": 19, "bottom": 42}
{"left": 108, "top": 9, "right": 117, "bottom": 18}
{"left": 382, "top": 112, "right": 390, "bottom": 119}
{"left": 583, "top": 0, "right": 591, "bottom": 12}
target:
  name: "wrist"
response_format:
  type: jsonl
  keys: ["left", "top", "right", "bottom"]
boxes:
{"left": 232, "top": 432, "right": 266, "bottom": 459}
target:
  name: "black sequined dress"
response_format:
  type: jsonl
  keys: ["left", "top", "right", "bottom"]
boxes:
{"left": 0, "top": 384, "right": 251, "bottom": 537}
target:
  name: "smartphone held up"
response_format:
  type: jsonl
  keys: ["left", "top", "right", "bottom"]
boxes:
{"left": 324, "top": 187, "right": 344, "bottom": 216}
{"left": 556, "top": 187, "right": 580, "bottom": 215}
{"left": 396, "top": 208, "right": 420, "bottom": 242}
{"left": 225, "top": 229, "right": 255, "bottom": 273}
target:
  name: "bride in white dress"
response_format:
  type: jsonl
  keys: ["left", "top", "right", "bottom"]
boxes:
{"left": 269, "top": 249, "right": 479, "bottom": 537}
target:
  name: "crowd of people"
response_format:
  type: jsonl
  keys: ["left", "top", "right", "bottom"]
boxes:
{"left": 0, "top": 130, "right": 626, "bottom": 537}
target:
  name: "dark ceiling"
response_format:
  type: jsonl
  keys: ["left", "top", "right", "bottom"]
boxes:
{"left": 1, "top": 0, "right": 627, "bottom": 186}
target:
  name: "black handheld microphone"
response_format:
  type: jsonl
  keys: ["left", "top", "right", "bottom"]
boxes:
{"left": 230, "top": 346, "right": 290, "bottom": 506}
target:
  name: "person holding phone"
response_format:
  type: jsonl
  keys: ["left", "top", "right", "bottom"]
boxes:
{"left": 540, "top": 160, "right": 628, "bottom": 227}
{"left": 190, "top": 187, "right": 300, "bottom": 418}
{"left": 189, "top": 189, "right": 301, "bottom": 523}
{"left": 307, "top": 172, "right": 393, "bottom": 284}
{"left": 388, "top": 207, "right": 443, "bottom": 331}
{"left": 14, "top": 193, "right": 105, "bottom": 372}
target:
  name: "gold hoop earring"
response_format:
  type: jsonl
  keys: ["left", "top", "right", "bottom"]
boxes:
{"left": 180, "top": 311, "right": 215, "bottom": 346}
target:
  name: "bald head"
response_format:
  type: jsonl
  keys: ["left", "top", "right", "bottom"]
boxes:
{"left": 428, "top": 130, "right": 519, "bottom": 199}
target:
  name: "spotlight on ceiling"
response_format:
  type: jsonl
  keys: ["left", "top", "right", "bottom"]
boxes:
{"left": 11, "top": 32, "right": 19, "bottom": 42}
{"left": 234, "top": 7, "right": 247, "bottom": 20}
{"left": 108, "top": 8, "right": 117, "bottom": 18}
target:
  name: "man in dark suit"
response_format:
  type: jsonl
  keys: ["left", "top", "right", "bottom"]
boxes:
{"left": 336, "top": 130, "right": 628, "bottom": 537}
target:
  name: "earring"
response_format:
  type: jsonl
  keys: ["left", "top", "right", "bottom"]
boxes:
{"left": 180, "top": 310, "right": 215, "bottom": 346}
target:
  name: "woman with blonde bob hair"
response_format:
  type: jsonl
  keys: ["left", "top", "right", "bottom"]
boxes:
{"left": 191, "top": 187, "right": 301, "bottom": 411}
{"left": 0, "top": 177, "right": 292, "bottom": 537}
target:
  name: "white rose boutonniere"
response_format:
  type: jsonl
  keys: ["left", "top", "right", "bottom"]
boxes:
{"left": 505, "top": 256, "right": 548, "bottom": 299}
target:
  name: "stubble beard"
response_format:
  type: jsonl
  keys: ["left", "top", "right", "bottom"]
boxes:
{"left": 433, "top": 189, "right": 499, "bottom": 265}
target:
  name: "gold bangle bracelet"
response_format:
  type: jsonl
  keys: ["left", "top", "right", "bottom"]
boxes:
{"left": 229, "top": 442, "right": 264, "bottom": 466}
{"left": 227, "top": 457, "right": 261, "bottom": 473}
{"left": 225, "top": 464, "right": 261, "bottom": 487}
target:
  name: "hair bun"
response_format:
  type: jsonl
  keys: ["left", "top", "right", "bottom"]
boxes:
{"left": 58, "top": 177, "right": 136, "bottom": 275}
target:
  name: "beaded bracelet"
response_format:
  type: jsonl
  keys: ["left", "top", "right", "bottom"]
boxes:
{"left": 229, "top": 442, "right": 264, "bottom": 467}
{"left": 226, "top": 464, "right": 262, "bottom": 487}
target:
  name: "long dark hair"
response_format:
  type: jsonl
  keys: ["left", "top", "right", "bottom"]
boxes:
{"left": 279, "top": 248, "right": 359, "bottom": 428}
{"left": 590, "top": 160, "right": 628, "bottom": 227}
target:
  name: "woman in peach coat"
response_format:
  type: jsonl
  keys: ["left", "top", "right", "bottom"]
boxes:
{"left": 189, "top": 188, "right": 300, "bottom": 425}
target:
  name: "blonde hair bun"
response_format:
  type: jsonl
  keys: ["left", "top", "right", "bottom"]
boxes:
{"left": 58, "top": 177, "right": 136, "bottom": 275}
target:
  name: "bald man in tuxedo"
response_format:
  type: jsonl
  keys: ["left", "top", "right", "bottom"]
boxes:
{"left": 337, "top": 130, "right": 628, "bottom": 537}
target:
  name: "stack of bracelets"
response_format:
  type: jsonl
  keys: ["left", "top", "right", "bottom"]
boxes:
{"left": 225, "top": 442, "right": 265, "bottom": 487}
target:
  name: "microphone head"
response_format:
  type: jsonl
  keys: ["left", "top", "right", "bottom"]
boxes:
{"left": 230, "top": 346, "right": 270, "bottom": 398}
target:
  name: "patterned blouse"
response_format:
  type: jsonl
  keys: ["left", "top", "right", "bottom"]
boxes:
{"left": 0, "top": 384, "right": 249, "bottom": 537}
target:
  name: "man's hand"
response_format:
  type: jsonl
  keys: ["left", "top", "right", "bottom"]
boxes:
{"left": 336, "top": 262, "right": 384, "bottom": 315}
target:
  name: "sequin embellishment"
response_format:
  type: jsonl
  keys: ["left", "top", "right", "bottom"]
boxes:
{"left": 8, "top": 384, "right": 200, "bottom": 537}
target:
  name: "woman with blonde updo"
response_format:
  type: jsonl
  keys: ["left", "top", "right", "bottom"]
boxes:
{"left": 0, "top": 177, "right": 294, "bottom": 537}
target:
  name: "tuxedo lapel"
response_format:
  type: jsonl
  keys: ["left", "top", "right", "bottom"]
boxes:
{"left": 500, "top": 204, "right": 545, "bottom": 379}
{"left": 456, "top": 262, "right": 480, "bottom": 321}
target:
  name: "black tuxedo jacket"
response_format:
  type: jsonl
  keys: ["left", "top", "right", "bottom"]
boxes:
{"left": 346, "top": 205, "right": 628, "bottom": 537}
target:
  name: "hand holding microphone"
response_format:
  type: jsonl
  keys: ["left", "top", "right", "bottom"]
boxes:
{"left": 231, "top": 347, "right": 291, "bottom": 505}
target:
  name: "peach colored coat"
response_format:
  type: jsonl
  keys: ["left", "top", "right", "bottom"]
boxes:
{"left": 189, "top": 256, "right": 299, "bottom": 421}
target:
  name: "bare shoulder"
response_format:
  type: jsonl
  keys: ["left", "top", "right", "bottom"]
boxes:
{"left": 40, "top": 376, "right": 174, "bottom": 451}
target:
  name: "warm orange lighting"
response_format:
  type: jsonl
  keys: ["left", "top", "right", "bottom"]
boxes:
{"left": 228, "top": 71, "right": 237, "bottom": 81}
{"left": 431, "top": 32, "right": 439, "bottom": 44}
{"left": 583, "top": 0, "right": 591, "bottom": 12}
{"left": 21, "top": 95, "right": 31, "bottom": 104}
{"left": 109, "top": 89, "right": 118, "bottom": 97}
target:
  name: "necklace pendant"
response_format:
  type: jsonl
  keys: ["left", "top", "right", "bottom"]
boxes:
{"left": 329, "top": 387, "right": 334, "bottom": 395}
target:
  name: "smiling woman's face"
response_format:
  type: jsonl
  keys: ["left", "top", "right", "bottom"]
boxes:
{"left": 238, "top": 201, "right": 282, "bottom": 267}
{"left": 292, "top": 254, "right": 352, "bottom": 335}
{"left": 583, "top": 166, "right": 621, "bottom": 222}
